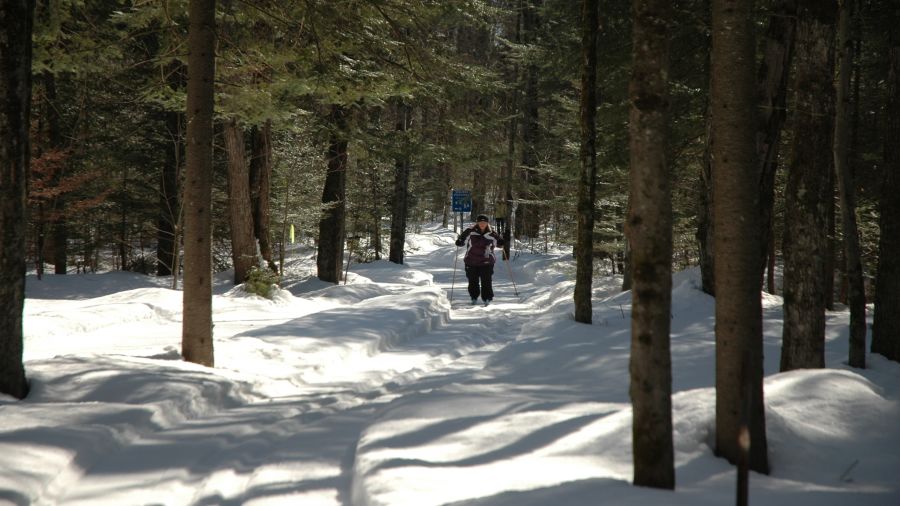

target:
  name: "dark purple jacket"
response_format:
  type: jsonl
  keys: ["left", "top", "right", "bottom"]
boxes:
{"left": 456, "top": 226, "right": 504, "bottom": 266}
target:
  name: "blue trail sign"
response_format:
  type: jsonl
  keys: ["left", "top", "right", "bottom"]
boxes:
{"left": 451, "top": 189, "right": 472, "bottom": 213}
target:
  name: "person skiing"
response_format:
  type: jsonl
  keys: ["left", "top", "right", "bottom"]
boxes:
{"left": 455, "top": 214, "right": 504, "bottom": 306}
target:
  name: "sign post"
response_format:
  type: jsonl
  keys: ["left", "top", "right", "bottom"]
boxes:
{"left": 451, "top": 189, "right": 472, "bottom": 233}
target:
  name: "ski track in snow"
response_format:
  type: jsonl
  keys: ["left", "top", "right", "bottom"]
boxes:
{"left": 48, "top": 235, "right": 537, "bottom": 505}
{"left": 13, "top": 226, "right": 900, "bottom": 506}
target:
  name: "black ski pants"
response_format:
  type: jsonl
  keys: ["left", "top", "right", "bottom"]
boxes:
{"left": 465, "top": 264, "right": 494, "bottom": 301}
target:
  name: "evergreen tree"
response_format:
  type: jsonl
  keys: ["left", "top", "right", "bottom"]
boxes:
{"left": 756, "top": 0, "right": 797, "bottom": 290}
{"left": 628, "top": 0, "right": 675, "bottom": 489}
{"left": 317, "top": 105, "right": 349, "bottom": 284}
{"left": 518, "top": 0, "right": 544, "bottom": 239}
{"left": 182, "top": 0, "right": 217, "bottom": 367}
{"left": 573, "top": 0, "right": 599, "bottom": 324}
{"left": 389, "top": 101, "right": 412, "bottom": 265}
{"left": 871, "top": 0, "right": 900, "bottom": 363}
{"left": 710, "top": 0, "right": 769, "bottom": 475}
{"left": 224, "top": 118, "right": 257, "bottom": 284}
{"left": 0, "top": 0, "right": 35, "bottom": 400}
{"left": 834, "top": 0, "right": 866, "bottom": 368}
{"left": 250, "top": 121, "right": 277, "bottom": 272}
{"left": 781, "top": 0, "right": 838, "bottom": 372}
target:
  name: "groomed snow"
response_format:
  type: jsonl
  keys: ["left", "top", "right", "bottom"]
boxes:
{"left": 2, "top": 224, "right": 898, "bottom": 505}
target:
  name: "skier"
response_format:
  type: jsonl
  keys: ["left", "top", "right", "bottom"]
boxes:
{"left": 455, "top": 214, "right": 504, "bottom": 306}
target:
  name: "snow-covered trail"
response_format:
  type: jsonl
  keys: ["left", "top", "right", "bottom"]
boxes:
{"left": 14, "top": 225, "right": 900, "bottom": 506}
{"left": 50, "top": 229, "right": 539, "bottom": 505}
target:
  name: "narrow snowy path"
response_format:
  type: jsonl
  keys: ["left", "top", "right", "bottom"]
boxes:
{"left": 52, "top": 236, "right": 536, "bottom": 505}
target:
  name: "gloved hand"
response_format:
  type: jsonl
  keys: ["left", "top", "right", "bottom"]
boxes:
{"left": 455, "top": 239, "right": 463, "bottom": 247}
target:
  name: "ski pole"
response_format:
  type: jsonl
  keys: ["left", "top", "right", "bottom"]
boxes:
{"left": 450, "top": 245, "right": 460, "bottom": 302}
{"left": 503, "top": 250, "right": 519, "bottom": 296}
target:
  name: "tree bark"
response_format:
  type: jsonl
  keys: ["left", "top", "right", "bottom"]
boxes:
{"left": 118, "top": 167, "right": 129, "bottom": 270}
{"left": 711, "top": 0, "right": 769, "bottom": 474}
{"left": 781, "top": 1, "right": 837, "bottom": 372}
{"left": 0, "top": 0, "right": 35, "bottom": 399}
{"left": 43, "top": 72, "right": 68, "bottom": 275}
{"left": 872, "top": 24, "right": 900, "bottom": 363}
{"left": 825, "top": 183, "right": 836, "bottom": 310}
{"left": 573, "top": 0, "right": 599, "bottom": 325}
{"left": 157, "top": 108, "right": 182, "bottom": 276}
{"left": 181, "top": 0, "right": 217, "bottom": 367}
{"left": 224, "top": 118, "right": 257, "bottom": 284}
{"left": 518, "top": 0, "right": 542, "bottom": 239}
{"left": 389, "top": 101, "right": 411, "bottom": 265}
{"left": 372, "top": 160, "right": 384, "bottom": 261}
{"left": 834, "top": 0, "right": 866, "bottom": 368}
{"left": 503, "top": 105, "right": 515, "bottom": 259}
{"left": 317, "top": 105, "right": 348, "bottom": 283}
{"left": 697, "top": 112, "right": 715, "bottom": 296}
{"left": 503, "top": 5, "right": 521, "bottom": 259}
{"left": 628, "top": 0, "right": 675, "bottom": 489}
{"left": 250, "top": 120, "right": 277, "bottom": 272}
{"left": 757, "top": 0, "right": 798, "bottom": 285}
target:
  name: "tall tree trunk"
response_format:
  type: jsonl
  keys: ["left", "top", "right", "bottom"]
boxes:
{"left": 119, "top": 167, "right": 129, "bottom": 270}
{"left": 697, "top": 112, "right": 715, "bottom": 296}
{"left": 574, "top": 0, "right": 599, "bottom": 324}
{"left": 157, "top": 109, "right": 182, "bottom": 276}
{"left": 503, "top": 106, "right": 515, "bottom": 258}
{"left": 757, "top": 0, "right": 797, "bottom": 285}
{"left": 224, "top": 118, "right": 257, "bottom": 284}
{"left": 711, "top": 0, "right": 769, "bottom": 474}
{"left": 697, "top": 9, "right": 715, "bottom": 297}
{"left": 780, "top": 1, "right": 837, "bottom": 372}
{"left": 389, "top": 101, "right": 411, "bottom": 264}
{"left": 250, "top": 120, "right": 276, "bottom": 272}
{"left": 157, "top": 62, "right": 184, "bottom": 277}
{"left": 834, "top": 0, "right": 866, "bottom": 368}
{"left": 766, "top": 229, "right": 776, "bottom": 293}
{"left": 518, "top": 0, "right": 542, "bottom": 239}
{"left": 35, "top": 204, "right": 45, "bottom": 279}
{"left": 825, "top": 180, "right": 836, "bottom": 310}
{"left": 181, "top": 0, "right": 216, "bottom": 367}
{"left": 371, "top": 161, "right": 383, "bottom": 261}
{"left": 52, "top": 214, "right": 70, "bottom": 270}
{"left": 43, "top": 72, "right": 68, "bottom": 275}
{"left": 0, "top": 0, "right": 34, "bottom": 400}
{"left": 871, "top": 22, "right": 900, "bottom": 363}
{"left": 503, "top": 5, "right": 522, "bottom": 259}
{"left": 628, "top": 0, "right": 675, "bottom": 489}
{"left": 502, "top": 95, "right": 517, "bottom": 260}
{"left": 317, "top": 105, "right": 348, "bottom": 283}
{"left": 622, "top": 194, "right": 633, "bottom": 291}
{"left": 471, "top": 163, "right": 487, "bottom": 221}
